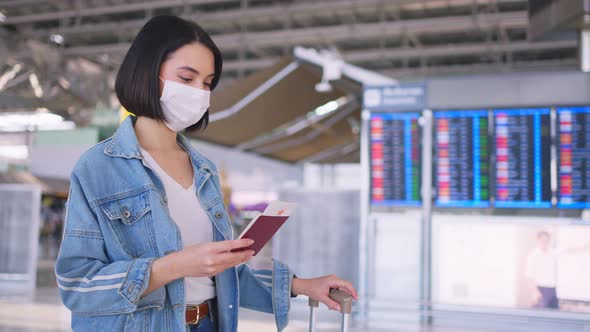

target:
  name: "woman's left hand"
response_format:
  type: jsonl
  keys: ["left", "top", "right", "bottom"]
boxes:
{"left": 291, "top": 275, "right": 358, "bottom": 311}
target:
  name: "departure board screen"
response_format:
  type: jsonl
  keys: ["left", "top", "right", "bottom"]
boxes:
{"left": 434, "top": 110, "right": 490, "bottom": 208}
{"left": 370, "top": 113, "right": 421, "bottom": 206}
{"left": 493, "top": 108, "right": 552, "bottom": 208}
{"left": 557, "top": 107, "right": 590, "bottom": 208}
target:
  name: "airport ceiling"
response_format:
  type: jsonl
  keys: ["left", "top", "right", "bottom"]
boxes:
{"left": 0, "top": 0, "right": 580, "bottom": 162}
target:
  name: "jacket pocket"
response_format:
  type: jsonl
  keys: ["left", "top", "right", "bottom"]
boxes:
{"left": 100, "top": 190, "right": 154, "bottom": 258}
{"left": 207, "top": 198, "right": 233, "bottom": 240}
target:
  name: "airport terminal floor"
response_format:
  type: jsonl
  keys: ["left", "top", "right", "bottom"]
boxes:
{"left": 0, "top": 288, "right": 522, "bottom": 332}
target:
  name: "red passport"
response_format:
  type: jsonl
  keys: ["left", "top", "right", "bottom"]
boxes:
{"left": 231, "top": 201, "right": 297, "bottom": 256}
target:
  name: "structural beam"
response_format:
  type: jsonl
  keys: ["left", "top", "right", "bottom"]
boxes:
{"left": 7, "top": 0, "right": 524, "bottom": 28}
{"left": 60, "top": 11, "right": 528, "bottom": 56}
{"left": 211, "top": 39, "right": 578, "bottom": 74}
{"left": 343, "top": 39, "right": 577, "bottom": 63}
{"left": 378, "top": 58, "right": 579, "bottom": 78}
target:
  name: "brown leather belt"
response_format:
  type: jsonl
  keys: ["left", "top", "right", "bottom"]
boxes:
{"left": 185, "top": 301, "right": 210, "bottom": 325}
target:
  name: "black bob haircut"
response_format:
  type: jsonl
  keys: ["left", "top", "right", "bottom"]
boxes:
{"left": 115, "top": 15, "right": 222, "bottom": 132}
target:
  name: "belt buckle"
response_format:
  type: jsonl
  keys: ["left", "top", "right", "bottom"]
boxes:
{"left": 187, "top": 305, "right": 200, "bottom": 325}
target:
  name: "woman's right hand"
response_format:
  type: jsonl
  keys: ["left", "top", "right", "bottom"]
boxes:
{"left": 173, "top": 239, "right": 255, "bottom": 278}
{"left": 142, "top": 239, "right": 254, "bottom": 298}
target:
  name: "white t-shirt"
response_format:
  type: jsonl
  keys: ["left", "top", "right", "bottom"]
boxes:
{"left": 140, "top": 147, "right": 216, "bottom": 304}
{"left": 525, "top": 247, "right": 557, "bottom": 288}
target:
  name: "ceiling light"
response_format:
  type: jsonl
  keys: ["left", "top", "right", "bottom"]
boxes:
{"left": 58, "top": 77, "right": 71, "bottom": 89}
{"left": 311, "top": 96, "right": 349, "bottom": 118}
{"left": 28, "top": 73, "right": 43, "bottom": 98}
{"left": 315, "top": 80, "right": 333, "bottom": 93}
{"left": 0, "top": 64, "right": 22, "bottom": 91}
{"left": 49, "top": 34, "right": 65, "bottom": 45}
{"left": 314, "top": 100, "right": 339, "bottom": 116}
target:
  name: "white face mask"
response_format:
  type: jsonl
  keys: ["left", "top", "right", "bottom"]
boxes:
{"left": 159, "top": 78, "right": 210, "bottom": 132}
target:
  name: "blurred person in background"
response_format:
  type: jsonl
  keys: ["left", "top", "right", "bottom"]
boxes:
{"left": 525, "top": 230, "right": 590, "bottom": 310}
{"left": 55, "top": 15, "right": 357, "bottom": 332}
{"left": 525, "top": 231, "right": 558, "bottom": 309}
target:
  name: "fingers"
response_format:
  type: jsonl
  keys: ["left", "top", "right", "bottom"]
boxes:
{"left": 328, "top": 274, "right": 358, "bottom": 301}
{"left": 216, "top": 250, "right": 255, "bottom": 267}
{"left": 319, "top": 295, "right": 341, "bottom": 312}
{"left": 201, "top": 250, "right": 254, "bottom": 277}
{"left": 210, "top": 239, "right": 254, "bottom": 252}
{"left": 329, "top": 278, "right": 358, "bottom": 300}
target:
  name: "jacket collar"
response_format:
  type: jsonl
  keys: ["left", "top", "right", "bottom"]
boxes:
{"left": 104, "top": 116, "right": 216, "bottom": 175}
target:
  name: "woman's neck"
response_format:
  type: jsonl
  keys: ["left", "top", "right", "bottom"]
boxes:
{"left": 134, "top": 116, "right": 181, "bottom": 151}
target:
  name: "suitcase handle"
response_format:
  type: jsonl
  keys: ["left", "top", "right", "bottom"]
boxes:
{"left": 308, "top": 288, "right": 353, "bottom": 314}
{"left": 308, "top": 289, "right": 353, "bottom": 332}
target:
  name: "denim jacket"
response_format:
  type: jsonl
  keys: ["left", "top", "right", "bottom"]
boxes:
{"left": 55, "top": 117, "right": 295, "bottom": 332}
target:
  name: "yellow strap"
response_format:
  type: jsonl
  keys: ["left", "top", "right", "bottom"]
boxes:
{"left": 119, "top": 107, "right": 136, "bottom": 123}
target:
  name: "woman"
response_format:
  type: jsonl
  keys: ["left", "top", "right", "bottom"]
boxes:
{"left": 55, "top": 15, "right": 357, "bottom": 332}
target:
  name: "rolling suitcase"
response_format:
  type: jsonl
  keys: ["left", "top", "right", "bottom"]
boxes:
{"left": 308, "top": 289, "right": 353, "bottom": 332}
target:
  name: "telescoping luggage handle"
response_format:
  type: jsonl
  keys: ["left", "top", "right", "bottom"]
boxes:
{"left": 308, "top": 288, "right": 353, "bottom": 332}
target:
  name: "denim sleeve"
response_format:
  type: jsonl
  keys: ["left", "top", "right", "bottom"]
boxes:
{"left": 237, "top": 259, "right": 294, "bottom": 331}
{"left": 55, "top": 171, "right": 159, "bottom": 316}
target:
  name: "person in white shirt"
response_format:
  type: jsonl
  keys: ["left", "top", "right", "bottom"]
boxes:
{"left": 525, "top": 231, "right": 558, "bottom": 309}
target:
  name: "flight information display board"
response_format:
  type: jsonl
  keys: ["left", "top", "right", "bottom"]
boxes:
{"left": 434, "top": 110, "right": 490, "bottom": 208}
{"left": 493, "top": 108, "right": 552, "bottom": 208}
{"left": 557, "top": 107, "right": 590, "bottom": 208}
{"left": 370, "top": 113, "right": 421, "bottom": 206}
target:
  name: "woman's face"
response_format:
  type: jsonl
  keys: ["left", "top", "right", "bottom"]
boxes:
{"left": 158, "top": 42, "right": 215, "bottom": 95}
